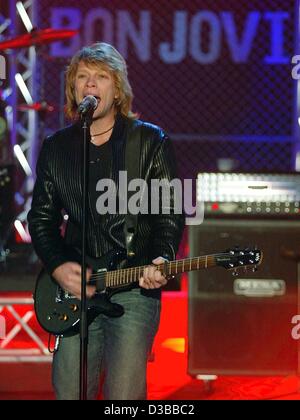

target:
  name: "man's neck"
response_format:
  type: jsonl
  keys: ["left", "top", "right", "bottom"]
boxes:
{"left": 90, "top": 113, "right": 116, "bottom": 135}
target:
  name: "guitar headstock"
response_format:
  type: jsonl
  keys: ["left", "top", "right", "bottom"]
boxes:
{"left": 216, "top": 248, "right": 263, "bottom": 272}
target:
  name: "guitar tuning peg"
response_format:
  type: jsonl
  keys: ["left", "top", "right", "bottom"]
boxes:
{"left": 232, "top": 269, "right": 239, "bottom": 277}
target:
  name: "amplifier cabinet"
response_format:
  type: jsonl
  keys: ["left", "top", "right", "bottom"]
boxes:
{"left": 188, "top": 219, "right": 300, "bottom": 376}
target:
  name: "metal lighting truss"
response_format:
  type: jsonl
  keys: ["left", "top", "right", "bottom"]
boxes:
{"left": 0, "top": 0, "right": 38, "bottom": 239}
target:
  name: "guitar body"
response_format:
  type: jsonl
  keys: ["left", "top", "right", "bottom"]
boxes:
{"left": 34, "top": 249, "right": 129, "bottom": 337}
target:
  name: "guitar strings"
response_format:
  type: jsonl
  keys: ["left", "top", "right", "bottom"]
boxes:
{"left": 88, "top": 252, "right": 256, "bottom": 282}
{"left": 89, "top": 255, "right": 217, "bottom": 280}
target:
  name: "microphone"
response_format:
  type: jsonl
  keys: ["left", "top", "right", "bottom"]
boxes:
{"left": 77, "top": 95, "right": 98, "bottom": 116}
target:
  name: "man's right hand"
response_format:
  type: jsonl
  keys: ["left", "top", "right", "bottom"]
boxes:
{"left": 52, "top": 262, "right": 96, "bottom": 300}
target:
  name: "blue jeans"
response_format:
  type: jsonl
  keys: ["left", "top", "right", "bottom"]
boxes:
{"left": 52, "top": 288, "right": 161, "bottom": 400}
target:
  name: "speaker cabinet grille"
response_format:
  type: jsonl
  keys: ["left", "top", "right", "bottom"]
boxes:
{"left": 188, "top": 220, "right": 300, "bottom": 376}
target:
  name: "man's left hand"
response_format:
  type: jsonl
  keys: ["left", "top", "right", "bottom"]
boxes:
{"left": 139, "top": 257, "right": 168, "bottom": 289}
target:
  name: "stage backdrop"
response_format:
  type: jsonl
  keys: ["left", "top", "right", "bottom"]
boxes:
{"left": 36, "top": 0, "right": 297, "bottom": 174}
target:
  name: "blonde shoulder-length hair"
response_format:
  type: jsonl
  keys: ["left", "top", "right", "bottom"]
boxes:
{"left": 65, "top": 42, "right": 138, "bottom": 120}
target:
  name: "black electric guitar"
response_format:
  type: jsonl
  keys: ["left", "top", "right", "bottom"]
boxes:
{"left": 34, "top": 247, "right": 262, "bottom": 337}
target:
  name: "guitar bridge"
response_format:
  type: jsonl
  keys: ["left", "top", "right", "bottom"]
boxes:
{"left": 55, "top": 286, "right": 63, "bottom": 303}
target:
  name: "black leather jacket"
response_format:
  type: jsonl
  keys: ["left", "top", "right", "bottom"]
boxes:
{"left": 28, "top": 115, "right": 185, "bottom": 276}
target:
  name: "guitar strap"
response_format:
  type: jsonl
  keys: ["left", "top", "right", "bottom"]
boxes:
{"left": 124, "top": 119, "right": 143, "bottom": 259}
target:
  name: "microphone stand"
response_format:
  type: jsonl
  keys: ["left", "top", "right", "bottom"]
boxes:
{"left": 79, "top": 112, "right": 92, "bottom": 400}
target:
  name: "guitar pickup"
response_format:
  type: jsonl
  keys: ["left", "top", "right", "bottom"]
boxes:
{"left": 94, "top": 268, "right": 107, "bottom": 293}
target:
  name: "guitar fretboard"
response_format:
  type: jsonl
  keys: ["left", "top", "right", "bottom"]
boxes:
{"left": 105, "top": 255, "right": 218, "bottom": 288}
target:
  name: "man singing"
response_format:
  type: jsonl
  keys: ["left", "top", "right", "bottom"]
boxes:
{"left": 28, "top": 42, "right": 184, "bottom": 400}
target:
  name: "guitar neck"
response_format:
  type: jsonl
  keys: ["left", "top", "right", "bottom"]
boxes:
{"left": 105, "top": 255, "right": 219, "bottom": 288}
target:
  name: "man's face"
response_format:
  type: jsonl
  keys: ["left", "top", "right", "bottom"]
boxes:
{"left": 74, "top": 61, "right": 117, "bottom": 120}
